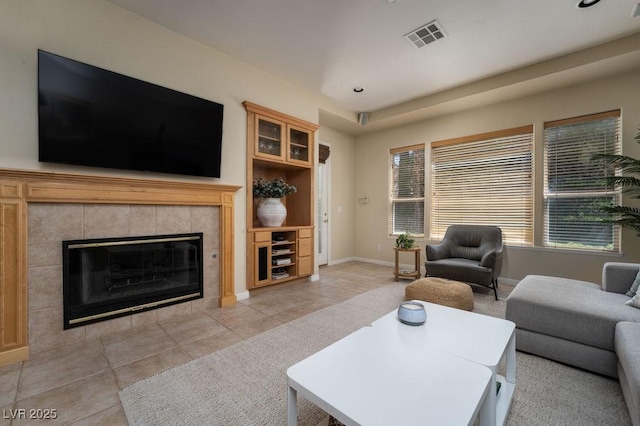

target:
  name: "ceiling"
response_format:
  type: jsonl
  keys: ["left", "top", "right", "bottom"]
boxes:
{"left": 108, "top": 0, "right": 640, "bottom": 133}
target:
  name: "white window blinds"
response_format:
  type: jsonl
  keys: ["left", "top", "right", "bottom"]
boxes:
{"left": 543, "top": 110, "right": 621, "bottom": 252}
{"left": 430, "top": 126, "right": 533, "bottom": 246}
{"left": 389, "top": 144, "right": 425, "bottom": 236}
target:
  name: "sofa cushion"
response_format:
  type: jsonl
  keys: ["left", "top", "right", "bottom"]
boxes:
{"left": 626, "top": 270, "right": 640, "bottom": 297}
{"left": 506, "top": 275, "right": 640, "bottom": 352}
{"left": 627, "top": 293, "right": 640, "bottom": 309}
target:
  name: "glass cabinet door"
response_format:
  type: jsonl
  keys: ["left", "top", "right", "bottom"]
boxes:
{"left": 255, "top": 115, "right": 285, "bottom": 161}
{"left": 287, "top": 125, "right": 311, "bottom": 166}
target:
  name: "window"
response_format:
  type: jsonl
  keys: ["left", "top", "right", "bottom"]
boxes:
{"left": 543, "top": 110, "right": 621, "bottom": 252}
{"left": 431, "top": 126, "right": 533, "bottom": 246}
{"left": 389, "top": 144, "right": 425, "bottom": 236}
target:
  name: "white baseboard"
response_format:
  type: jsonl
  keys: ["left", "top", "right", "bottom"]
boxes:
{"left": 352, "top": 257, "right": 396, "bottom": 267}
{"left": 499, "top": 277, "right": 520, "bottom": 286}
{"left": 327, "top": 257, "right": 357, "bottom": 265}
{"left": 329, "top": 256, "right": 397, "bottom": 267}
{"left": 235, "top": 290, "right": 250, "bottom": 301}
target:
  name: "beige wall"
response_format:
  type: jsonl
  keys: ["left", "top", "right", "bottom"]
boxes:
{"left": 354, "top": 70, "right": 640, "bottom": 284}
{"left": 318, "top": 127, "right": 356, "bottom": 263}
{"left": 0, "top": 0, "right": 330, "bottom": 295}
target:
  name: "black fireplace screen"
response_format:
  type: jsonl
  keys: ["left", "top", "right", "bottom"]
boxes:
{"left": 63, "top": 233, "right": 203, "bottom": 329}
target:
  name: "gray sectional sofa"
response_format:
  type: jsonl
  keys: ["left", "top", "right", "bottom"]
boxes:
{"left": 506, "top": 262, "right": 640, "bottom": 423}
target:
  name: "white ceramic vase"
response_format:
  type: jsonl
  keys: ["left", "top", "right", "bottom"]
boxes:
{"left": 257, "top": 198, "right": 287, "bottom": 227}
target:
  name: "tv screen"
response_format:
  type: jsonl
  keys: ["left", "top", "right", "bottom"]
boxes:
{"left": 38, "top": 50, "right": 223, "bottom": 178}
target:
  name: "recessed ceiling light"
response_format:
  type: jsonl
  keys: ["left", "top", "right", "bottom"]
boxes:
{"left": 353, "top": 87, "right": 364, "bottom": 93}
{"left": 576, "top": 0, "right": 602, "bottom": 8}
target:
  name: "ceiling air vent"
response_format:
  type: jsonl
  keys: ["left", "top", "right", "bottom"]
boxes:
{"left": 404, "top": 20, "right": 446, "bottom": 48}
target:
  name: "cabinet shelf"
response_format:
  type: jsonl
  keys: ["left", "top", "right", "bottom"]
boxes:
{"left": 272, "top": 250, "right": 294, "bottom": 256}
{"left": 271, "top": 263, "right": 295, "bottom": 269}
{"left": 259, "top": 135, "right": 281, "bottom": 142}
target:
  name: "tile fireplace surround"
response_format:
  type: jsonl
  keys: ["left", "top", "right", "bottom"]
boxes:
{"left": 0, "top": 169, "right": 241, "bottom": 367}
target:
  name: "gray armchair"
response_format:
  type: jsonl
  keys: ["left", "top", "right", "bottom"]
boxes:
{"left": 425, "top": 225, "right": 503, "bottom": 300}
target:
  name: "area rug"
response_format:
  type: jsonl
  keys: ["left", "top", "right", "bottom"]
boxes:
{"left": 119, "top": 283, "right": 631, "bottom": 425}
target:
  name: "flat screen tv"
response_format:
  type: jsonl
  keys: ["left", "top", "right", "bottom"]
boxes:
{"left": 38, "top": 50, "right": 223, "bottom": 178}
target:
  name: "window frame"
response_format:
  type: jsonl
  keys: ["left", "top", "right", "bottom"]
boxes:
{"left": 388, "top": 144, "right": 426, "bottom": 237}
{"left": 543, "top": 110, "right": 622, "bottom": 253}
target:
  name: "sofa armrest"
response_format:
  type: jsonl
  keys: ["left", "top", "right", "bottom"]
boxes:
{"left": 602, "top": 262, "right": 640, "bottom": 294}
{"left": 426, "top": 243, "right": 449, "bottom": 261}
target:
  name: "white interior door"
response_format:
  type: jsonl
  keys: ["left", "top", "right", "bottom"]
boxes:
{"left": 317, "top": 158, "right": 329, "bottom": 265}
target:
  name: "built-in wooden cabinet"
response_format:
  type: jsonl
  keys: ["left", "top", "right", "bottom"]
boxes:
{"left": 244, "top": 102, "right": 318, "bottom": 289}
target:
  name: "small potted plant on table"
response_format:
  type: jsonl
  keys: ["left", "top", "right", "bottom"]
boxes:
{"left": 395, "top": 231, "right": 415, "bottom": 249}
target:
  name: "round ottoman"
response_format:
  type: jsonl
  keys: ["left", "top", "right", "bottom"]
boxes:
{"left": 405, "top": 277, "right": 474, "bottom": 311}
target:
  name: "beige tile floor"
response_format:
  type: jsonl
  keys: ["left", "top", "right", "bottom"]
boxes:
{"left": 0, "top": 262, "right": 509, "bottom": 425}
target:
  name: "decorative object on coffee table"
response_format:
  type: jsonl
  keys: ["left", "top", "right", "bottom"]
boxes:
{"left": 397, "top": 301, "right": 427, "bottom": 325}
{"left": 406, "top": 277, "right": 474, "bottom": 311}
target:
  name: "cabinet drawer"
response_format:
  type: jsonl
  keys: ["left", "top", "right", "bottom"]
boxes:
{"left": 298, "top": 238, "right": 312, "bottom": 257}
{"left": 254, "top": 231, "right": 272, "bottom": 242}
{"left": 298, "top": 256, "right": 312, "bottom": 276}
{"left": 298, "top": 228, "right": 312, "bottom": 238}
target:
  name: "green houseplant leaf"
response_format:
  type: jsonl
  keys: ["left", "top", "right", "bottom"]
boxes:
{"left": 395, "top": 232, "right": 414, "bottom": 249}
{"left": 253, "top": 177, "right": 297, "bottom": 199}
{"left": 591, "top": 126, "right": 640, "bottom": 235}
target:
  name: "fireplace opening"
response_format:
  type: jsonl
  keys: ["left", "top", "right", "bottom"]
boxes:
{"left": 63, "top": 233, "right": 203, "bottom": 329}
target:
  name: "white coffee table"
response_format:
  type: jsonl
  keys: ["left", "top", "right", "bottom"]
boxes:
{"left": 371, "top": 301, "right": 516, "bottom": 426}
{"left": 287, "top": 325, "right": 494, "bottom": 426}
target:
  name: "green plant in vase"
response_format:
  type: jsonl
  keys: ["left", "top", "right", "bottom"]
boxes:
{"left": 253, "top": 177, "right": 297, "bottom": 227}
{"left": 253, "top": 177, "right": 297, "bottom": 199}
{"left": 395, "top": 231, "right": 415, "bottom": 249}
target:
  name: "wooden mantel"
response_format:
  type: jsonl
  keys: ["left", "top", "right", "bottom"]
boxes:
{"left": 0, "top": 168, "right": 241, "bottom": 366}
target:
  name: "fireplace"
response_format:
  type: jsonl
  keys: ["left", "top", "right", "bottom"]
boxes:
{"left": 63, "top": 233, "right": 204, "bottom": 329}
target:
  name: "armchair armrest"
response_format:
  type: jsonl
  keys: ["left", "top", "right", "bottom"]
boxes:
{"left": 602, "top": 262, "right": 640, "bottom": 294}
{"left": 426, "top": 243, "right": 449, "bottom": 261}
{"left": 480, "top": 250, "right": 497, "bottom": 269}
{"left": 480, "top": 244, "right": 503, "bottom": 278}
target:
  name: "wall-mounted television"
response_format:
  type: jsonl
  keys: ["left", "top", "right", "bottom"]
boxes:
{"left": 38, "top": 50, "right": 223, "bottom": 178}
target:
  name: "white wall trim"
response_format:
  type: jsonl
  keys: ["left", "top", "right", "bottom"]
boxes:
{"left": 499, "top": 277, "right": 520, "bottom": 286}
{"left": 328, "top": 256, "right": 358, "bottom": 265}
{"left": 236, "top": 290, "right": 250, "bottom": 301}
